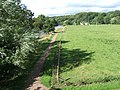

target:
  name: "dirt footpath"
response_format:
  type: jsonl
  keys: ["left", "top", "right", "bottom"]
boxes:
{"left": 25, "top": 33, "right": 58, "bottom": 90}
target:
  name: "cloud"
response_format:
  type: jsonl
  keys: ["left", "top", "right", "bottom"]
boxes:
{"left": 67, "top": 0, "right": 120, "bottom": 8}
{"left": 21, "top": 0, "right": 120, "bottom": 17}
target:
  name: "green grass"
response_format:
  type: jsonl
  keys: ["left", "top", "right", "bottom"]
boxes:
{"left": 62, "top": 80, "right": 120, "bottom": 90}
{"left": 40, "top": 33, "right": 61, "bottom": 88}
{"left": 60, "top": 25, "right": 120, "bottom": 89}
{"left": 40, "top": 25, "right": 120, "bottom": 89}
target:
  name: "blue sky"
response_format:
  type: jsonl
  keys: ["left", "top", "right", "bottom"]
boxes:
{"left": 21, "top": 0, "right": 120, "bottom": 17}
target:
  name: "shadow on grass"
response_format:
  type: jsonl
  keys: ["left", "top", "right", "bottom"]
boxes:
{"left": 41, "top": 40, "right": 95, "bottom": 76}
{"left": 60, "top": 48, "right": 94, "bottom": 73}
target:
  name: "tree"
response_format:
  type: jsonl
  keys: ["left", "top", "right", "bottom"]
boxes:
{"left": 33, "top": 14, "right": 46, "bottom": 32}
{"left": 104, "top": 16, "right": 110, "bottom": 24}
{"left": 50, "top": 18, "right": 58, "bottom": 26}
{"left": 33, "top": 15, "right": 56, "bottom": 33}
{"left": 0, "top": 0, "right": 34, "bottom": 80}
{"left": 110, "top": 16, "right": 120, "bottom": 24}
{"left": 94, "top": 13, "right": 106, "bottom": 24}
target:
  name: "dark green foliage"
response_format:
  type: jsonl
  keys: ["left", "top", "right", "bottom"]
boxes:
{"left": 93, "top": 13, "right": 106, "bottom": 24}
{"left": 33, "top": 15, "right": 57, "bottom": 33}
{"left": 0, "top": 39, "right": 51, "bottom": 90}
{"left": 0, "top": 0, "right": 34, "bottom": 80}
{"left": 104, "top": 16, "right": 111, "bottom": 24}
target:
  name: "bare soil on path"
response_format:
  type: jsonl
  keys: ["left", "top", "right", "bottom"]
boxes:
{"left": 25, "top": 33, "right": 58, "bottom": 90}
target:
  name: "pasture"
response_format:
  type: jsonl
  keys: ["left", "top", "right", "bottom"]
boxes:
{"left": 40, "top": 25, "right": 120, "bottom": 89}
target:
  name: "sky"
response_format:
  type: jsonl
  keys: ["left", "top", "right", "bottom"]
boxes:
{"left": 21, "top": 0, "right": 120, "bottom": 17}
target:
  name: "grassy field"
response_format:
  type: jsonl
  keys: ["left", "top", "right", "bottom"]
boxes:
{"left": 40, "top": 25, "right": 120, "bottom": 89}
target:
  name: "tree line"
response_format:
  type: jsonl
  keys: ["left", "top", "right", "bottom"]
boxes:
{"left": 52, "top": 10, "right": 120, "bottom": 25}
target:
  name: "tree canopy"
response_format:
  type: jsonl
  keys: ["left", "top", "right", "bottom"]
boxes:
{"left": 0, "top": 0, "right": 34, "bottom": 80}
{"left": 33, "top": 15, "right": 58, "bottom": 33}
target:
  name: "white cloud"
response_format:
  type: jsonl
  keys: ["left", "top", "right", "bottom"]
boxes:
{"left": 21, "top": 0, "right": 120, "bottom": 17}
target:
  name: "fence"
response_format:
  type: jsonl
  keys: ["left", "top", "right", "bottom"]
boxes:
{"left": 51, "top": 27, "right": 64, "bottom": 88}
